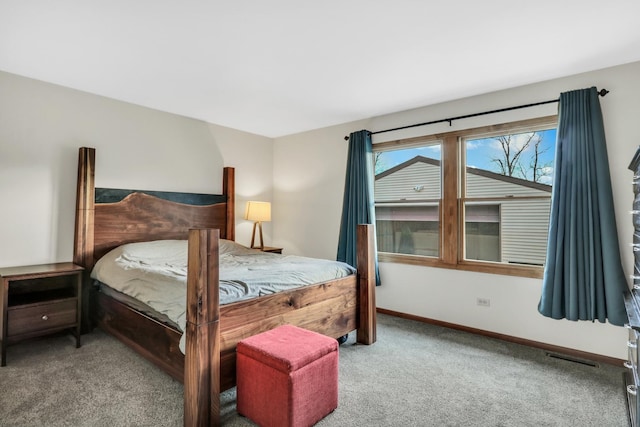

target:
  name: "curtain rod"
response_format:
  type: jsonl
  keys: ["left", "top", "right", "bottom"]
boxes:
{"left": 344, "top": 88, "right": 609, "bottom": 141}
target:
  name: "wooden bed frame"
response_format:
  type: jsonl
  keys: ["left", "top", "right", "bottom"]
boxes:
{"left": 72, "top": 147, "right": 377, "bottom": 426}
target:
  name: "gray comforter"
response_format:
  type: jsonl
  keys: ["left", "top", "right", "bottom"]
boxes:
{"left": 90, "top": 239, "right": 355, "bottom": 352}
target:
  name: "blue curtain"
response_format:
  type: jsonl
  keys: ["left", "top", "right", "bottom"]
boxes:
{"left": 337, "top": 130, "right": 381, "bottom": 286}
{"left": 538, "top": 87, "right": 627, "bottom": 325}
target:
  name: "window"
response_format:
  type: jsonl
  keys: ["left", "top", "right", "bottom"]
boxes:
{"left": 375, "top": 144, "right": 441, "bottom": 257}
{"left": 373, "top": 116, "right": 556, "bottom": 278}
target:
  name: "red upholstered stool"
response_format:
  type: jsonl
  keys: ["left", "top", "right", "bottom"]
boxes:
{"left": 236, "top": 324, "right": 339, "bottom": 427}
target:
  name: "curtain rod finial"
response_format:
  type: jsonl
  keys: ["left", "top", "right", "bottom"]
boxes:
{"left": 344, "top": 135, "right": 350, "bottom": 141}
{"left": 598, "top": 88, "right": 609, "bottom": 97}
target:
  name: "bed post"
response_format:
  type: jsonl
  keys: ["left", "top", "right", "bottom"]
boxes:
{"left": 184, "top": 228, "right": 221, "bottom": 427}
{"left": 356, "top": 224, "right": 377, "bottom": 344}
{"left": 223, "top": 167, "right": 235, "bottom": 241}
{"left": 73, "top": 147, "right": 96, "bottom": 333}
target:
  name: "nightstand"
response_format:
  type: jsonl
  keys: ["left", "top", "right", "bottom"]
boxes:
{"left": 0, "top": 262, "right": 83, "bottom": 366}
{"left": 261, "top": 247, "right": 283, "bottom": 254}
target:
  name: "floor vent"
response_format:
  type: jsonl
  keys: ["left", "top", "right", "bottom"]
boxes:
{"left": 545, "top": 352, "right": 599, "bottom": 368}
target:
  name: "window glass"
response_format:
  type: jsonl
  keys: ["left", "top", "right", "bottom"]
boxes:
{"left": 376, "top": 204, "right": 439, "bottom": 256}
{"left": 465, "top": 130, "right": 556, "bottom": 197}
{"left": 464, "top": 203, "right": 500, "bottom": 262}
{"left": 374, "top": 144, "right": 441, "bottom": 258}
{"left": 463, "top": 129, "right": 555, "bottom": 266}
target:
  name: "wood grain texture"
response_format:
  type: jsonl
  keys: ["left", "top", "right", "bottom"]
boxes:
{"left": 1, "top": 265, "right": 83, "bottom": 365}
{"left": 223, "top": 167, "right": 235, "bottom": 242}
{"left": 73, "top": 147, "right": 95, "bottom": 333}
{"left": 357, "top": 224, "right": 377, "bottom": 344}
{"left": 73, "top": 147, "right": 95, "bottom": 270}
{"left": 94, "top": 275, "right": 359, "bottom": 390}
{"left": 73, "top": 148, "right": 235, "bottom": 272}
{"left": 185, "top": 229, "right": 220, "bottom": 427}
{"left": 0, "top": 263, "right": 83, "bottom": 279}
{"left": 0, "top": 278, "right": 6, "bottom": 363}
{"left": 96, "top": 292, "right": 184, "bottom": 381}
{"left": 73, "top": 146, "right": 378, "bottom": 427}
{"left": 220, "top": 278, "right": 358, "bottom": 350}
{"left": 93, "top": 194, "right": 227, "bottom": 262}
{"left": 441, "top": 135, "right": 458, "bottom": 265}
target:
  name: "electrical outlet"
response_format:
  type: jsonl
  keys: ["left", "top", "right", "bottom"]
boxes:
{"left": 476, "top": 297, "right": 491, "bottom": 307}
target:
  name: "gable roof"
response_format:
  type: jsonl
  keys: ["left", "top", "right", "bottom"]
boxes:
{"left": 375, "top": 155, "right": 552, "bottom": 193}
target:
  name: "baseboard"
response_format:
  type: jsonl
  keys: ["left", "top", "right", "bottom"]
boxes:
{"left": 377, "top": 307, "right": 625, "bottom": 367}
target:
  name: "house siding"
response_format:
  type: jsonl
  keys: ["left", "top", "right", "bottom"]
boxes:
{"left": 375, "top": 158, "right": 551, "bottom": 265}
{"left": 376, "top": 161, "right": 441, "bottom": 201}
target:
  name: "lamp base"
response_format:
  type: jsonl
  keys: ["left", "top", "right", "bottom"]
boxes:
{"left": 250, "top": 221, "right": 264, "bottom": 250}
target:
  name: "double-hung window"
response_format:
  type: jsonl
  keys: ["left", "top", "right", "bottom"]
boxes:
{"left": 373, "top": 116, "right": 557, "bottom": 278}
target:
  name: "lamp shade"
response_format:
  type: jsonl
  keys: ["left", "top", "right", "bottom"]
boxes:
{"left": 244, "top": 201, "right": 271, "bottom": 222}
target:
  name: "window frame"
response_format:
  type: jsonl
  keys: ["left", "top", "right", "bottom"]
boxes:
{"left": 373, "top": 115, "right": 557, "bottom": 279}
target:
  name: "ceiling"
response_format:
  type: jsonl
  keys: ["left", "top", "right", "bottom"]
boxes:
{"left": 2, "top": 1, "right": 640, "bottom": 138}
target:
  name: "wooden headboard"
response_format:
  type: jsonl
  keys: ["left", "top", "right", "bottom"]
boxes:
{"left": 72, "top": 147, "right": 235, "bottom": 272}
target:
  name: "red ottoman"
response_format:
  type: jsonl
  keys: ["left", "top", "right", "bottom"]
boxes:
{"left": 236, "top": 324, "right": 339, "bottom": 427}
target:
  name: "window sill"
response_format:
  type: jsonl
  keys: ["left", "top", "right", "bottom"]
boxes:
{"left": 378, "top": 253, "right": 543, "bottom": 279}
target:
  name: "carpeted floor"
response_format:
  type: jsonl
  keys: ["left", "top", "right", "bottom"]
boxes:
{"left": 0, "top": 314, "right": 629, "bottom": 426}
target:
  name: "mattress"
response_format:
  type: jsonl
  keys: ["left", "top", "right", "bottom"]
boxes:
{"left": 90, "top": 239, "right": 356, "bottom": 352}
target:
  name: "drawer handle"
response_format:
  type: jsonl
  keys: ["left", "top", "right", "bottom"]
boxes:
{"left": 628, "top": 340, "right": 638, "bottom": 349}
{"left": 41, "top": 315, "right": 49, "bottom": 321}
{"left": 625, "top": 361, "right": 634, "bottom": 369}
{"left": 628, "top": 384, "right": 638, "bottom": 396}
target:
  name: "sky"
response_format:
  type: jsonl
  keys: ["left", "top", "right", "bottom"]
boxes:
{"left": 376, "top": 128, "right": 557, "bottom": 185}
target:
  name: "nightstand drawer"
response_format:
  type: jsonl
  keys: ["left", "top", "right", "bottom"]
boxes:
{"left": 7, "top": 298, "right": 77, "bottom": 337}
{"left": 1, "top": 262, "right": 83, "bottom": 366}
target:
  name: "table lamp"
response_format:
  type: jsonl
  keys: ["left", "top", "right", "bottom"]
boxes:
{"left": 244, "top": 201, "right": 271, "bottom": 249}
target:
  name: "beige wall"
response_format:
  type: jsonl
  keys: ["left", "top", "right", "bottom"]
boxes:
{"left": 2, "top": 60, "right": 638, "bottom": 359}
{"left": 209, "top": 122, "right": 274, "bottom": 247}
{"left": 274, "top": 61, "right": 640, "bottom": 359}
{"left": 0, "top": 70, "right": 273, "bottom": 267}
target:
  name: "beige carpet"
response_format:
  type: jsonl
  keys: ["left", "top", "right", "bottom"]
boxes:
{"left": 0, "top": 314, "right": 628, "bottom": 426}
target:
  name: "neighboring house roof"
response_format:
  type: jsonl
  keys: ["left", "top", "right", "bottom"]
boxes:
{"left": 375, "top": 155, "right": 552, "bottom": 193}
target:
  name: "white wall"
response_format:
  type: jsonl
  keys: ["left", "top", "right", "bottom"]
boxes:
{"left": 273, "top": 61, "right": 640, "bottom": 359}
{"left": 273, "top": 119, "right": 367, "bottom": 258}
{"left": 3, "top": 60, "right": 637, "bottom": 359}
{"left": 208, "top": 122, "right": 274, "bottom": 247}
{"left": 0, "top": 71, "right": 273, "bottom": 267}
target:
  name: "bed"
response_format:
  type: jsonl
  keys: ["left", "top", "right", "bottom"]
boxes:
{"left": 72, "top": 147, "right": 377, "bottom": 426}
